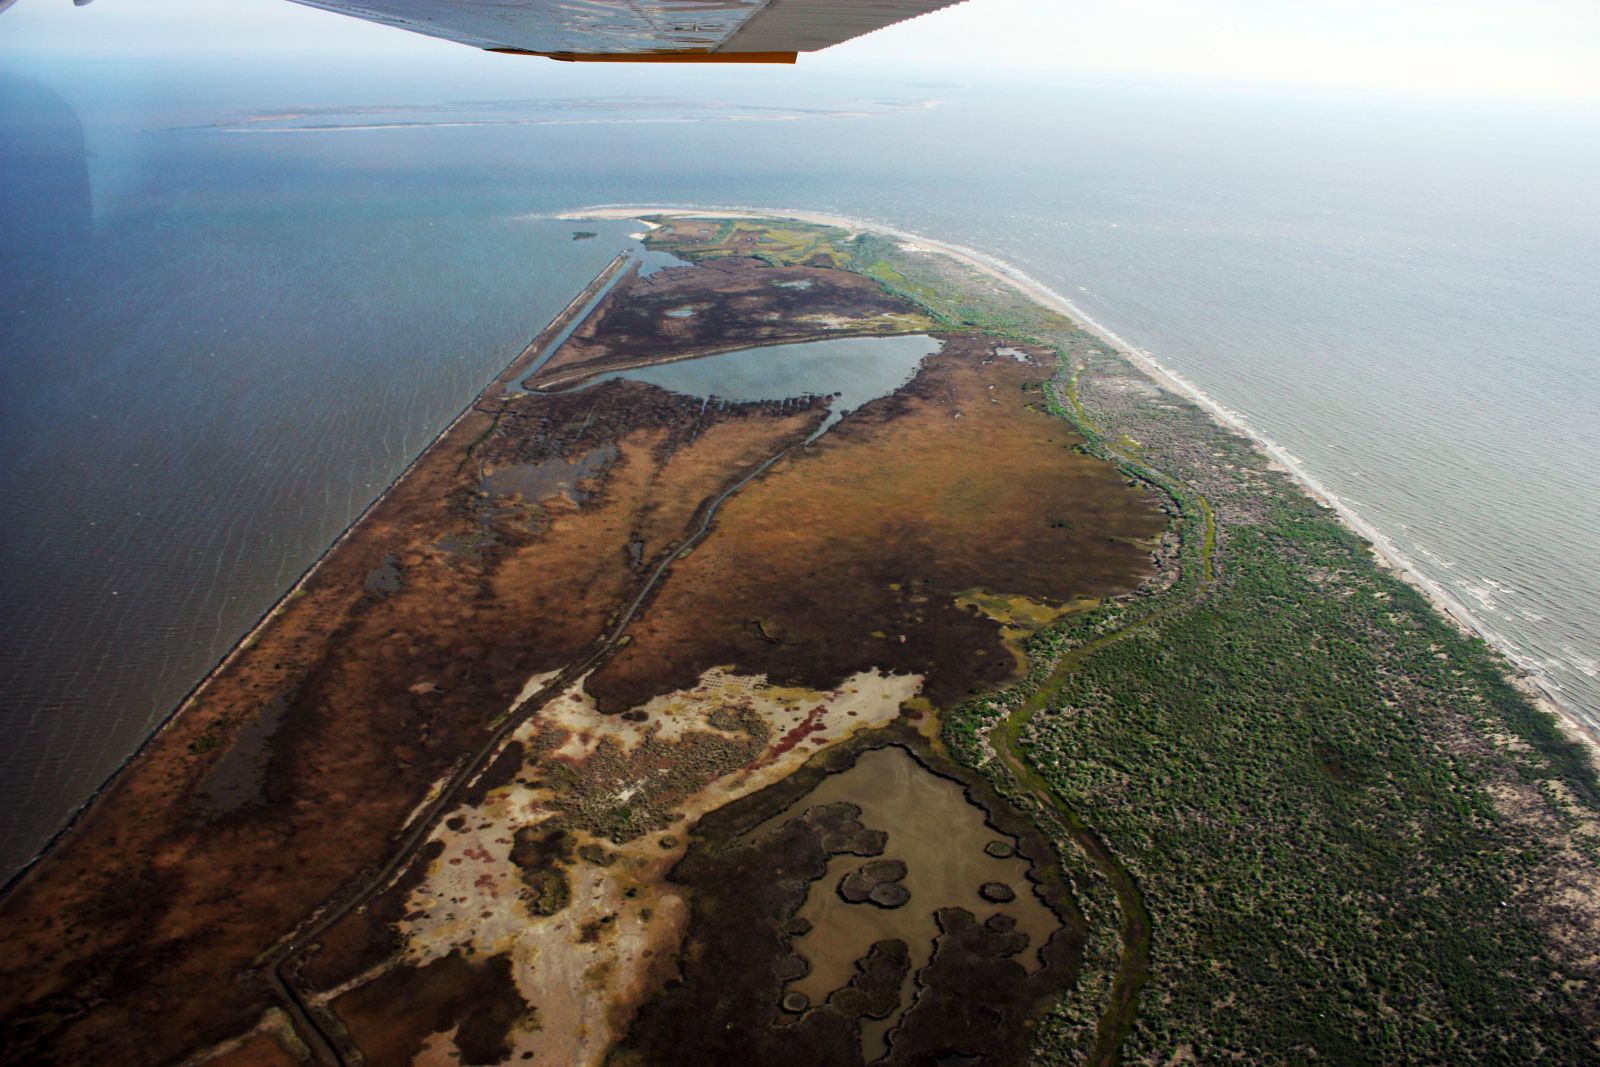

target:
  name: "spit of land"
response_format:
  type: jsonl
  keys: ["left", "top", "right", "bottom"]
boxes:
{"left": 2, "top": 213, "right": 1596, "bottom": 1067}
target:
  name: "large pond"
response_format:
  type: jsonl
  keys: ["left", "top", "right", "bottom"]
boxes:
{"left": 745, "top": 745, "right": 1061, "bottom": 1061}
{"left": 605, "top": 333, "right": 943, "bottom": 440}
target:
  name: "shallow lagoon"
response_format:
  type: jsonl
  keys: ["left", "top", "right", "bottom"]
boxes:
{"left": 607, "top": 333, "right": 944, "bottom": 440}
{"left": 746, "top": 746, "right": 1059, "bottom": 1061}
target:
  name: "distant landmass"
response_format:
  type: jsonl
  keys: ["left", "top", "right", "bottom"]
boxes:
{"left": 183, "top": 97, "right": 938, "bottom": 134}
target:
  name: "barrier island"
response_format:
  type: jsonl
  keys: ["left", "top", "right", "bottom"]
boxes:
{"left": 2, "top": 213, "right": 1596, "bottom": 1067}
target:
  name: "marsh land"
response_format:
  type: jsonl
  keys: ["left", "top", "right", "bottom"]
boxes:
{"left": 2, "top": 215, "right": 1596, "bottom": 1066}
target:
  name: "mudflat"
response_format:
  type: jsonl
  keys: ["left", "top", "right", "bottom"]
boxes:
{"left": 527, "top": 252, "right": 933, "bottom": 390}
{"left": 0, "top": 217, "right": 1169, "bottom": 1066}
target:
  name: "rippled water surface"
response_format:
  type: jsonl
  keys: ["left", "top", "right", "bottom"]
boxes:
{"left": 2, "top": 56, "right": 1596, "bottom": 878}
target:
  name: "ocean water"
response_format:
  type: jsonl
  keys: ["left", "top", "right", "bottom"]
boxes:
{"left": 1, "top": 54, "right": 1596, "bottom": 879}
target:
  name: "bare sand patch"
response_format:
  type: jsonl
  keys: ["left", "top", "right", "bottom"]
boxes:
{"left": 394, "top": 665, "right": 919, "bottom": 1066}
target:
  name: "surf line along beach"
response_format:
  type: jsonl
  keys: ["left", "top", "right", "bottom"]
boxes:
{"left": 557, "top": 203, "right": 1600, "bottom": 758}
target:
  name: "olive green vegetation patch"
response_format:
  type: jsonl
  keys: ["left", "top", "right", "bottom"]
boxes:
{"left": 876, "top": 233, "right": 1600, "bottom": 1063}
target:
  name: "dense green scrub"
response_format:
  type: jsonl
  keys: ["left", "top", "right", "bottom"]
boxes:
{"left": 647, "top": 219, "right": 1600, "bottom": 1063}
{"left": 1025, "top": 515, "right": 1589, "bottom": 1060}
{"left": 858, "top": 235, "right": 1600, "bottom": 1063}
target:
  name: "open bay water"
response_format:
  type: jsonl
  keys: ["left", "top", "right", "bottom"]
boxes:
{"left": 1, "top": 54, "right": 1596, "bottom": 879}
{"left": 0, "top": 61, "right": 649, "bottom": 878}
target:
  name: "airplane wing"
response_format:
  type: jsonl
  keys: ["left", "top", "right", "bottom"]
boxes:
{"left": 284, "top": 0, "right": 970, "bottom": 63}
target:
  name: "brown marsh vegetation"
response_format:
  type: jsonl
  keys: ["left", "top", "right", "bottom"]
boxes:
{"left": 0, "top": 229, "right": 1169, "bottom": 1066}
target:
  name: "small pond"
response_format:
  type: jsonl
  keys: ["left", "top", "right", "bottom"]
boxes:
{"left": 744, "top": 745, "right": 1060, "bottom": 1061}
{"left": 605, "top": 333, "right": 943, "bottom": 441}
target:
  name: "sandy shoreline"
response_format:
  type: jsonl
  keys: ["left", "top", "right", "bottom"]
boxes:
{"left": 557, "top": 203, "right": 1598, "bottom": 756}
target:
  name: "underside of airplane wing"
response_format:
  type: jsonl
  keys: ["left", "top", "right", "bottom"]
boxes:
{"left": 285, "top": 0, "right": 969, "bottom": 62}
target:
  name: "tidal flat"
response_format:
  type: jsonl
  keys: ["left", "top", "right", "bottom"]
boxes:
{"left": 1, "top": 214, "right": 1595, "bottom": 1067}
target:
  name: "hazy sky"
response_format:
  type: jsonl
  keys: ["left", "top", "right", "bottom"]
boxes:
{"left": 3, "top": 0, "right": 1597, "bottom": 103}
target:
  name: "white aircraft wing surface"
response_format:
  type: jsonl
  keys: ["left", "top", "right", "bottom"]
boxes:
{"left": 285, "top": 0, "right": 970, "bottom": 62}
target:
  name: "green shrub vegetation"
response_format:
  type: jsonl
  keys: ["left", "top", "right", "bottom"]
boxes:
{"left": 880, "top": 237, "right": 1600, "bottom": 1064}
{"left": 647, "top": 218, "right": 1600, "bottom": 1063}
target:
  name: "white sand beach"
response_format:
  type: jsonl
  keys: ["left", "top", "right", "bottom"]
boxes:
{"left": 556, "top": 203, "right": 1598, "bottom": 756}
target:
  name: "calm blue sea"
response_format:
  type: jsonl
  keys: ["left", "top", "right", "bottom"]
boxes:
{"left": 2, "top": 54, "right": 1597, "bottom": 879}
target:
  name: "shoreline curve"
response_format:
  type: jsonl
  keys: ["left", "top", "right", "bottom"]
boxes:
{"left": 552, "top": 202, "right": 1598, "bottom": 757}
